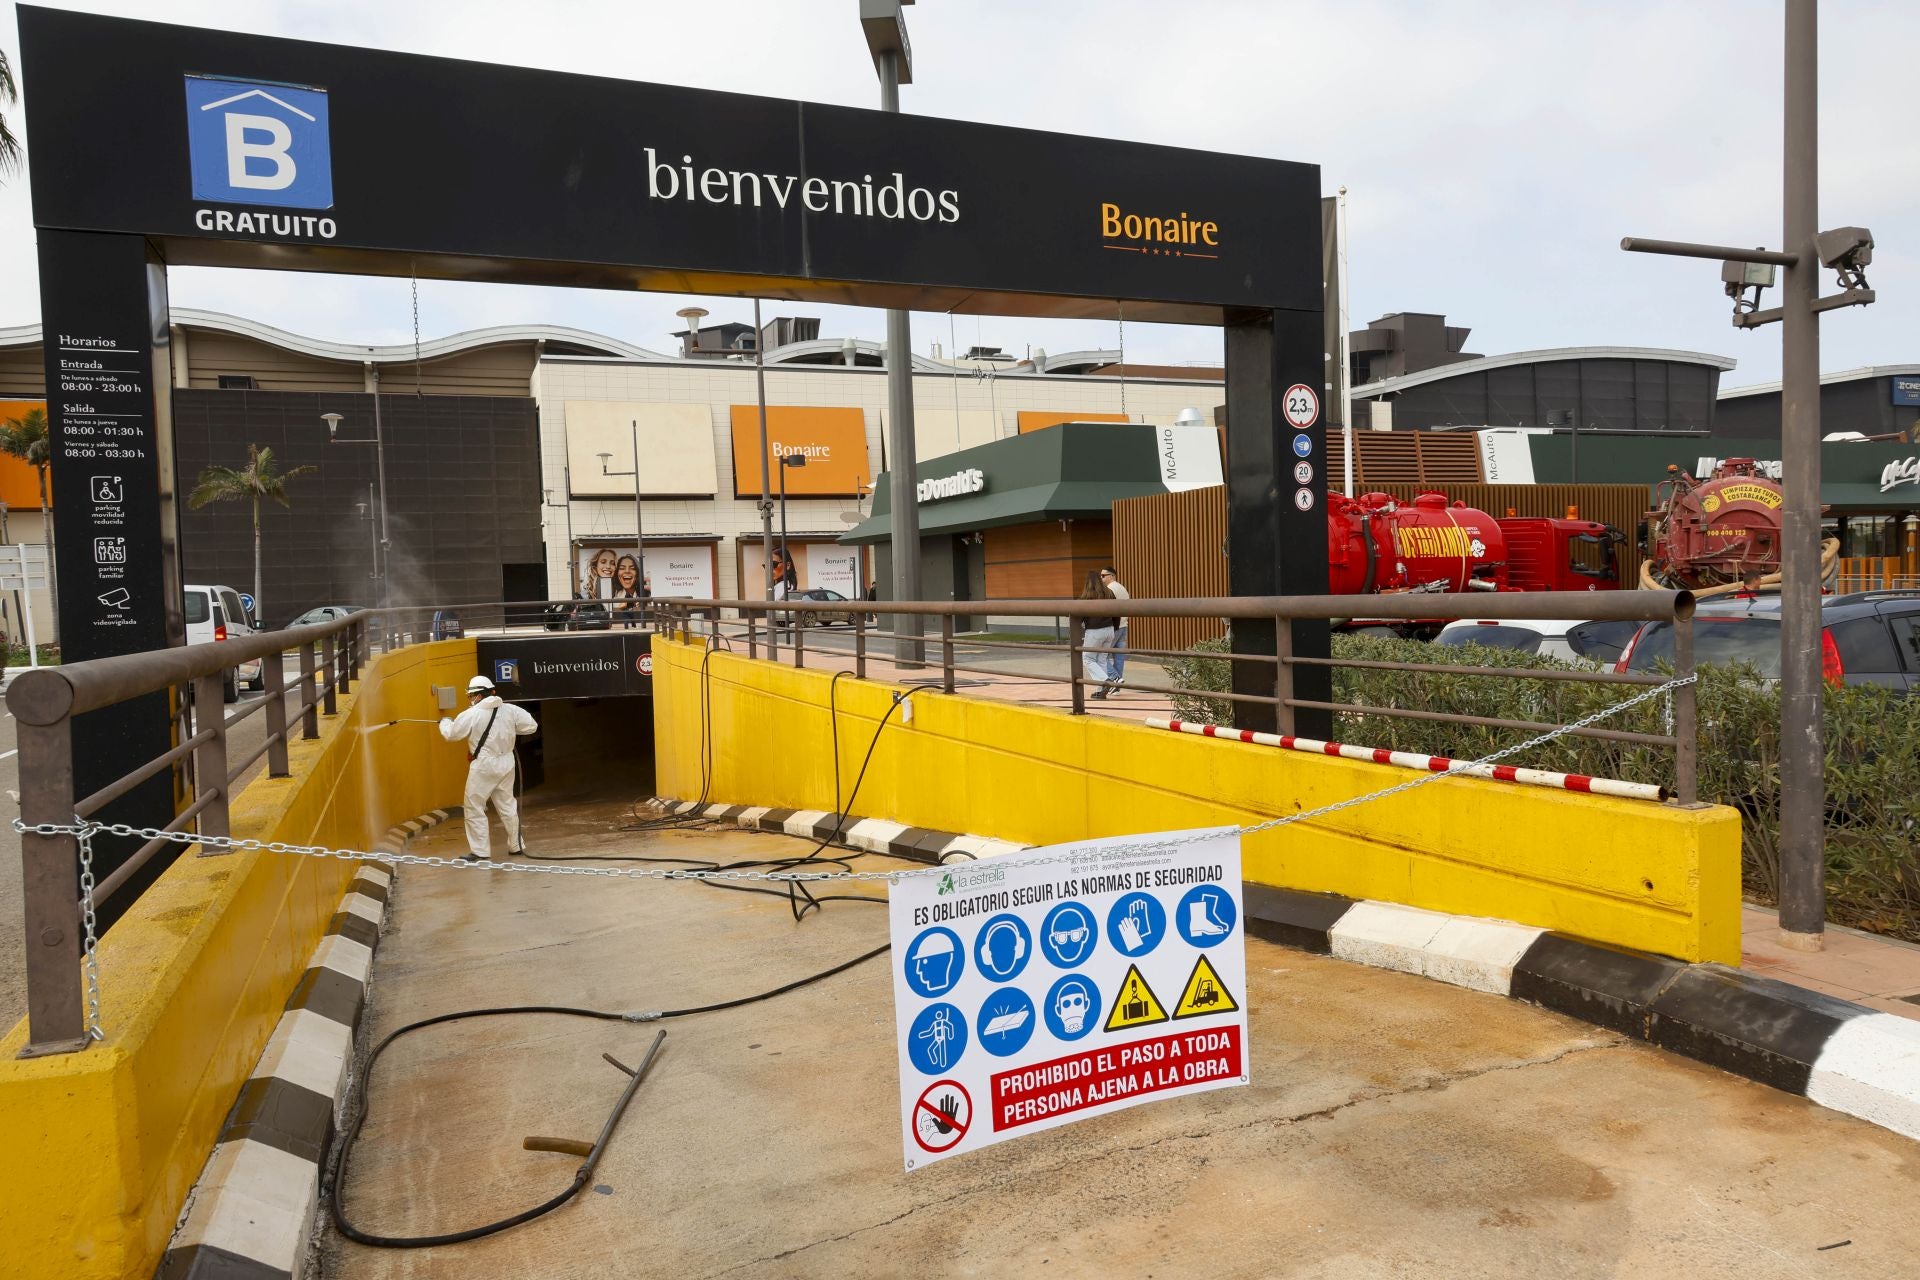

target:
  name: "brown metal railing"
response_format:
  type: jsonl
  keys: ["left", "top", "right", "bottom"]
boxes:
{"left": 6, "top": 590, "right": 1694, "bottom": 1057}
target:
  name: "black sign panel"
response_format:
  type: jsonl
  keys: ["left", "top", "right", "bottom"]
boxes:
{"left": 17, "top": 6, "right": 1319, "bottom": 322}
{"left": 35, "top": 229, "right": 181, "bottom": 919}
{"left": 476, "top": 634, "right": 653, "bottom": 702}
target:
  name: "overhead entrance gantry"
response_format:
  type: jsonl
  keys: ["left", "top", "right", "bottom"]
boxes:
{"left": 17, "top": 4, "right": 1330, "bottom": 886}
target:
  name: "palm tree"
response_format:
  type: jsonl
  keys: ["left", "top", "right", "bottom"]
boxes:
{"left": 187, "top": 444, "right": 316, "bottom": 621}
{"left": 1, "top": 49, "right": 21, "bottom": 179}
{"left": 0, "top": 407, "right": 56, "bottom": 642}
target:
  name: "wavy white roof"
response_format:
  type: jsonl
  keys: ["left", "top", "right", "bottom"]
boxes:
{"left": 0, "top": 308, "right": 674, "bottom": 363}
{"left": 1352, "top": 345, "right": 1738, "bottom": 399}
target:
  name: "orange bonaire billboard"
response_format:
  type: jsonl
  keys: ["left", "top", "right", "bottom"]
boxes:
{"left": 729, "top": 406, "right": 871, "bottom": 497}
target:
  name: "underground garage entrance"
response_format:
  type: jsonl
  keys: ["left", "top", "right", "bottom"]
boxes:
{"left": 476, "top": 633, "right": 657, "bottom": 806}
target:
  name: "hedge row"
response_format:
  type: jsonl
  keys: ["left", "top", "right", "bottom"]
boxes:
{"left": 1163, "top": 634, "right": 1920, "bottom": 943}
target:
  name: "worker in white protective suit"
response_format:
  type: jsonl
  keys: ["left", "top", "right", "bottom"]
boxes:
{"left": 438, "top": 675, "right": 538, "bottom": 860}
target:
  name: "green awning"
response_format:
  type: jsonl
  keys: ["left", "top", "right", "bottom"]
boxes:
{"left": 841, "top": 479, "right": 1169, "bottom": 543}
{"left": 839, "top": 421, "right": 1201, "bottom": 545}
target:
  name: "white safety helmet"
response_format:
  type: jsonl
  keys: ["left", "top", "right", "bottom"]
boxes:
{"left": 467, "top": 675, "right": 496, "bottom": 694}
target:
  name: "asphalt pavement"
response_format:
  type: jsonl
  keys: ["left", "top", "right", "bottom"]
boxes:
{"left": 322, "top": 804, "right": 1920, "bottom": 1278}
{"left": 0, "top": 657, "right": 309, "bottom": 1033}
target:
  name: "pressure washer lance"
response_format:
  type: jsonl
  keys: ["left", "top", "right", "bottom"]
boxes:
{"left": 368, "top": 717, "right": 444, "bottom": 731}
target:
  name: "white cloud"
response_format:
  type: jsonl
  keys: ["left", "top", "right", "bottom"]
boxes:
{"left": 2, "top": 0, "right": 1915, "bottom": 388}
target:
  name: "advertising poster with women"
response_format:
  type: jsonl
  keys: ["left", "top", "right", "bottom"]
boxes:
{"left": 576, "top": 546, "right": 714, "bottom": 601}
{"left": 889, "top": 829, "right": 1246, "bottom": 1170}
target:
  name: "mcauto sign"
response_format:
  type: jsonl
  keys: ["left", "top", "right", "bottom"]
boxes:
{"left": 16, "top": 5, "right": 1327, "bottom": 922}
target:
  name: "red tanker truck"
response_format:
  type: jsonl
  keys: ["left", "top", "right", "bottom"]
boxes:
{"left": 1328, "top": 490, "right": 1624, "bottom": 636}
{"left": 1639, "top": 458, "right": 1838, "bottom": 596}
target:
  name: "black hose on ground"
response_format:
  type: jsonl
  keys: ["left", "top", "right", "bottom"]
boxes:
{"left": 327, "top": 941, "right": 892, "bottom": 1248}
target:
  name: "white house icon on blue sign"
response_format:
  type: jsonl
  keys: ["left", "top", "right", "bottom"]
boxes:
{"left": 185, "top": 76, "right": 333, "bottom": 209}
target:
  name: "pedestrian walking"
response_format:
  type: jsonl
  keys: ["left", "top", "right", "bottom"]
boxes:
{"left": 770, "top": 549, "right": 798, "bottom": 639}
{"left": 438, "top": 674, "right": 538, "bottom": 860}
{"left": 1078, "top": 569, "right": 1119, "bottom": 699}
{"left": 1100, "top": 566, "right": 1130, "bottom": 689}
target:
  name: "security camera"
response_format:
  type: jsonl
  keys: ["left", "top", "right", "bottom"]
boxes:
{"left": 1815, "top": 226, "right": 1873, "bottom": 289}
{"left": 1721, "top": 257, "right": 1774, "bottom": 314}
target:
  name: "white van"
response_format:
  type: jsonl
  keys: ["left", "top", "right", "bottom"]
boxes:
{"left": 1432, "top": 617, "right": 1642, "bottom": 667}
{"left": 184, "top": 584, "right": 263, "bottom": 702}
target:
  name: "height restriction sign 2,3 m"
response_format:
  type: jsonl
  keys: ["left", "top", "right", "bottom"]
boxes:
{"left": 889, "top": 828, "right": 1248, "bottom": 1170}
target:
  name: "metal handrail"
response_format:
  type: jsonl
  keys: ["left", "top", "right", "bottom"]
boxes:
{"left": 8, "top": 590, "right": 1698, "bottom": 1057}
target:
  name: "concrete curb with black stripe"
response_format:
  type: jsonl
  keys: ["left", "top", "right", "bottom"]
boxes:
{"left": 651, "top": 797, "right": 1031, "bottom": 864}
{"left": 156, "top": 807, "right": 458, "bottom": 1280}
{"left": 656, "top": 796, "right": 1920, "bottom": 1146}
{"left": 1245, "top": 884, "right": 1920, "bottom": 1144}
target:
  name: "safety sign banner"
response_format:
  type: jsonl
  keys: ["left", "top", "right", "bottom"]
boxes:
{"left": 890, "top": 828, "right": 1247, "bottom": 1170}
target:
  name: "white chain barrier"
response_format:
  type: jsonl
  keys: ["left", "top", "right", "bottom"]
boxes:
{"left": 16, "top": 672, "right": 1696, "bottom": 1043}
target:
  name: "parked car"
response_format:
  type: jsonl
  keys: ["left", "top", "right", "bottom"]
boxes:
{"left": 543, "top": 600, "right": 612, "bottom": 632}
{"left": 285, "top": 604, "right": 366, "bottom": 629}
{"left": 789, "top": 587, "right": 862, "bottom": 627}
{"left": 183, "top": 583, "right": 262, "bottom": 702}
{"left": 1433, "top": 617, "right": 1642, "bottom": 666}
{"left": 1615, "top": 591, "right": 1920, "bottom": 691}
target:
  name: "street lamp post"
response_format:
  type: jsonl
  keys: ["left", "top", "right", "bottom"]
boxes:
{"left": 778, "top": 453, "right": 807, "bottom": 568}
{"left": 354, "top": 484, "right": 377, "bottom": 586}
{"left": 595, "top": 419, "right": 647, "bottom": 591}
{"left": 860, "top": 0, "right": 923, "bottom": 665}
{"left": 747, "top": 300, "right": 777, "bottom": 602}
{"left": 1621, "top": 0, "right": 1877, "bottom": 951}
{"left": 321, "top": 393, "right": 391, "bottom": 641}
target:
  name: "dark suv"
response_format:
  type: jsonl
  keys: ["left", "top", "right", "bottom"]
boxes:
{"left": 1616, "top": 591, "right": 1920, "bottom": 691}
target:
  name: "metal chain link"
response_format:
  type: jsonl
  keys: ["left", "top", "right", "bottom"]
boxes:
{"left": 411, "top": 268, "right": 423, "bottom": 394}
{"left": 76, "top": 826, "right": 104, "bottom": 1042}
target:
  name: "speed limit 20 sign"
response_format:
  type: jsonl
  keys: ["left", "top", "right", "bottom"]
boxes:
{"left": 1283, "top": 384, "right": 1319, "bottom": 430}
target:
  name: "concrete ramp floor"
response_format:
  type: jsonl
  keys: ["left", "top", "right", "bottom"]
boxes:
{"left": 320, "top": 798, "right": 1920, "bottom": 1278}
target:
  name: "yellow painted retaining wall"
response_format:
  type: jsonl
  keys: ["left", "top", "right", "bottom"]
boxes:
{"left": 653, "top": 638, "right": 1741, "bottom": 966}
{"left": 0, "top": 640, "right": 474, "bottom": 1280}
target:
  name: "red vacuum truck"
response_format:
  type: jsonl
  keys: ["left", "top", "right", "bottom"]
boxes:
{"left": 1327, "top": 491, "right": 1624, "bottom": 636}
{"left": 1639, "top": 458, "right": 1836, "bottom": 598}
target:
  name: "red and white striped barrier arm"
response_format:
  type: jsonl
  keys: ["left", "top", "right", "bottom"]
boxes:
{"left": 1147, "top": 719, "right": 1668, "bottom": 803}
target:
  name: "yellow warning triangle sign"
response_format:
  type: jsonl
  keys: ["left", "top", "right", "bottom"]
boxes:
{"left": 1103, "top": 963, "right": 1169, "bottom": 1032}
{"left": 1172, "top": 953, "right": 1240, "bottom": 1020}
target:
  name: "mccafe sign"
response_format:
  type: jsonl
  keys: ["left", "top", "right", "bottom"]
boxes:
{"left": 1883, "top": 457, "right": 1920, "bottom": 494}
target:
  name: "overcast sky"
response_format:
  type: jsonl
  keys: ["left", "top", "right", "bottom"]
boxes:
{"left": 3, "top": 0, "right": 1915, "bottom": 389}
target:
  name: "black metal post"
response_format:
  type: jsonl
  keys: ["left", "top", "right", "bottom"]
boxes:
{"left": 190, "top": 671, "right": 229, "bottom": 843}
{"left": 16, "top": 713, "right": 85, "bottom": 1055}
{"left": 263, "top": 644, "right": 290, "bottom": 778}
{"left": 1777, "top": 0, "right": 1825, "bottom": 945}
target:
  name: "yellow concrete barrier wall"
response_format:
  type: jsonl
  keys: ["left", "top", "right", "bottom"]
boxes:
{"left": 0, "top": 640, "right": 474, "bottom": 1280}
{"left": 653, "top": 638, "right": 1741, "bottom": 966}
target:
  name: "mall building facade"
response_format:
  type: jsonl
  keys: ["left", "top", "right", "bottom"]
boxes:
{"left": 0, "top": 310, "right": 1218, "bottom": 624}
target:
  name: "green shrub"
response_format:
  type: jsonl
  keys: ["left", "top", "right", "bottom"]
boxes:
{"left": 1163, "top": 632, "right": 1920, "bottom": 943}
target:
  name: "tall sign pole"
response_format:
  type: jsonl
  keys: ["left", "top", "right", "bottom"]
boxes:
{"left": 862, "top": 0, "right": 924, "bottom": 664}
{"left": 1623, "top": 0, "right": 1877, "bottom": 951}
{"left": 1775, "top": 0, "right": 1824, "bottom": 947}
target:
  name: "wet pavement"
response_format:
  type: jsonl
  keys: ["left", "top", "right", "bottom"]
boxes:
{"left": 318, "top": 793, "right": 1920, "bottom": 1279}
